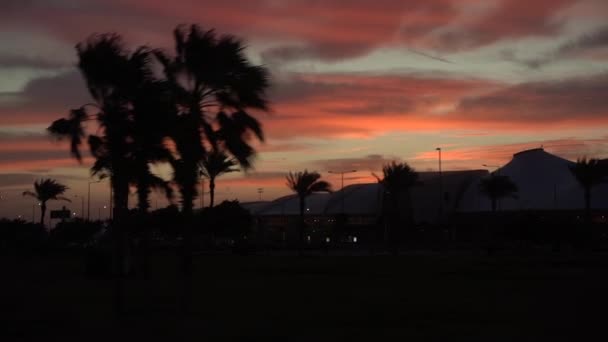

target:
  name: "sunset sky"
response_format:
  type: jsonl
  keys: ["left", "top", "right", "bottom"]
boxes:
{"left": 1, "top": 0, "right": 607, "bottom": 219}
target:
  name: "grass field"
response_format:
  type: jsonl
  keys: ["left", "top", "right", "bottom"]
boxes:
{"left": 2, "top": 251, "right": 607, "bottom": 341}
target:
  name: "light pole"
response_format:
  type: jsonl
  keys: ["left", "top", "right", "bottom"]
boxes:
{"left": 88, "top": 180, "right": 101, "bottom": 221}
{"left": 328, "top": 170, "right": 357, "bottom": 214}
{"left": 257, "top": 188, "right": 264, "bottom": 201}
{"left": 436, "top": 147, "right": 443, "bottom": 217}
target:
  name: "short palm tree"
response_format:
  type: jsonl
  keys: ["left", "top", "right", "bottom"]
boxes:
{"left": 479, "top": 173, "right": 518, "bottom": 212}
{"left": 200, "top": 149, "right": 239, "bottom": 208}
{"left": 569, "top": 157, "right": 606, "bottom": 222}
{"left": 374, "top": 162, "right": 420, "bottom": 250}
{"left": 286, "top": 170, "right": 332, "bottom": 251}
{"left": 23, "top": 179, "right": 71, "bottom": 226}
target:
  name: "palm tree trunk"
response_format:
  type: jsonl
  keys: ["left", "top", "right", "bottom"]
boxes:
{"left": 40, "top": 203, "right": 47, "bottom": 227}
{"left": 180, "top": 172, "right": 197, "bottom": 314}
{"left": 181, "top": 203, "right": 194, "bottom": 314}
{"left": 111, "top": 175, "right": 130, "bottom": 316}
{"left": 209, "top": 179, "right": 216, "bottom": 208}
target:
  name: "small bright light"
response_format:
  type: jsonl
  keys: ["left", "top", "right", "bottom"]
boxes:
{"left": 103, "top": 205, "right": 107, "bottom": 209}
{"left": 38, "top": 202, "right": 41, "bottom": 206}
{"left": 353, "top": 236, "right": 358, "bottom": 243}
{"left": 72, "top": 212, "right": 77, "bottom": 216}
{"left": 306, "top": 235, "right": 311, "bottom": 243}
{"left": 306, "top": 208, "right": 310, "bottom": 212}
{"left": 325, "top": 237, "right": 330, "bottom": 243}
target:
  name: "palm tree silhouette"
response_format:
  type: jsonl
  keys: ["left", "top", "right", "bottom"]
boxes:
{"left": 155, "top": 24, "right": 270, "bottom": 312}
{"left": 155, "top": 24, "right": 269, "bottom": 216}
{"left": 200, "top": 149, "right": 239, "bottom": 208}
{"left": 286, "top": 170, "right": 332, "bottom": 252}
{"left": 479, "top": 174, "right": 518, "bottom": 212}
{"left": 47, "top": 34, "right": 155, "bottom": 315}
{"left": 374, "top": 162, "right": 419, "bottom": 252}
{"left": 569, "top": 157, "right": 606, "bottom": 222}
{"left": 48, "top": 34, "right": 138, "bottom": 222}
{"left": 23, "top": 179, "right": 71, "bottom": 226}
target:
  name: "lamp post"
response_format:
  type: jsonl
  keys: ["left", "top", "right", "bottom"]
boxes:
{"left": 88, "top": 180, "right": 101, "bottom": 221}
{"left": 328, "top": 170, "right": 357, "bottom": 214}
{"left": 436, "top": 147, "right": 443, "bottom": 217}
{"left": 257, "top": 188, "right": 264, "bottom": 201}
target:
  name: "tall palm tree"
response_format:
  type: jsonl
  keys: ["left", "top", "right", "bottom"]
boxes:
{"left": 374, "top": 162, "right": 420, "bottom": 251}
{"left": 23, "top": 179, "right": 71, "bottom": 226}
{"left": 478, "top": 174, "right": 518, "bottom": 212}
{"left": 200, "top": 149, "right": 239, "bottom": 208}
{"left": 569, "top": 157, "right": 606, "bottom": 222}
{"left": 47, "top": 34, "right": 154, "bottom": 315}
{"left": 156, "top": 24, "right": 270, "bottom": 313}
{"left": 48, "top": 34, "right": 136, "bottom": 223}
{"left": 155, "top": 24, "right": 269, "bottom": 215}
{"left": 286, "top": 170, "right": 332, "bottom": 251}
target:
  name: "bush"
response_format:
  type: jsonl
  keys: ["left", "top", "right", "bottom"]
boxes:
{"left": 0, "top": 218, "right": 47, "bottom": 252}
{"left": 51, "top": 219, "right": 103, "bottom": 246}
{"left": 196, "top": 200, "right": 252, "bottom": 240}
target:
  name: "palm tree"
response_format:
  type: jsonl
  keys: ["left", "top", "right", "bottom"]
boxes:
{"left": 155, "top": 24, "right": 269, "bottom": 215}
{"left": 286, "top": 170, "right": 332, "bottom": 252}
{"left": 156, "top": 24, "right": 270, "bottom": 313}
{"left": 47, "top": 34, "right": 152, "bottom": 315}
{"left": 374, "top": 162, "right": 420, "bottom": 251}
{"left": 23, "top": 179, "right": 71, "bottom": 226}
{"left": 48, "top": 34, "right": 137, "bottom": 223}
{"left": 200, "top": 149, "right": 239, "bottom": 208}
{"left": 569, "top": 157, "right": 606, "bottom": 222}
{"left": 478, "top": 174, "right": 518, "bottom": 212}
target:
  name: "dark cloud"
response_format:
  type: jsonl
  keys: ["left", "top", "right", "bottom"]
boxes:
{"left": 428, "top": 0, "right": 575, "bottom": 52}
{"left": 0, "top": 0, "right": 594, "bottom": 66}
{"left": 312, "top": 154, "right": 403, "bottom": 173}
{"left": 0, "top": 173, "right": 37, "bottom": 187}
{"left": 459, "top": 73, "right": 608, "bottom": 122}
{"left": 0, "top": 54, "right": 72, "bottom": 70}
{"left": 0, "top": 69, "right": 90, "bottom": 124}
{"left": 558, "top": 25, "right": 608, "bottom": 57}
{"left": 0, "top": 129, "right": 48, "bottom": 141}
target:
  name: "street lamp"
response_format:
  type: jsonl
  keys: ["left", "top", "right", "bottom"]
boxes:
{"left": 436, "top": 147, "right": 443, "bottom": 217}
{"left": 257, "top": 188, "right": 264, "bottom": 201}
{"left": 328, "top": 170, "right": 357, "bottom": 214}
{"left": 88, "top": 179, "right": 102, "bottom": 221}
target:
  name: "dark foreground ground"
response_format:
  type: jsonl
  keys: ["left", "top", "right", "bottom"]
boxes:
{"left": 2, "top": 250, "right": 608, "bottom": 341}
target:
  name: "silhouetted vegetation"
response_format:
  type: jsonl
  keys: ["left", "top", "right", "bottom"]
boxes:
{"left": 479, "top": 173, "right": 518, "bottom": 212}
{"left": 0, "top": 219, "right": 47, "bottom": 253}
{"left": 286, "top": 170, "right": 332, "bottom": 253}
{"left": 375, "top": 162, "right": 420, "bottom": 252}
{"left": 569, "top": 157, "right": 606, "bottom": 221}
{"left": 200, "top": 150, "right": 239, "bottom": 208}
{"left": 22, "top": 179, "right": 71, "bottom": 226}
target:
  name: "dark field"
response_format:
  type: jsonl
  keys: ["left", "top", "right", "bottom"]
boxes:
{"left": 2, "top": 251, "right": 608, "bottom": 341}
